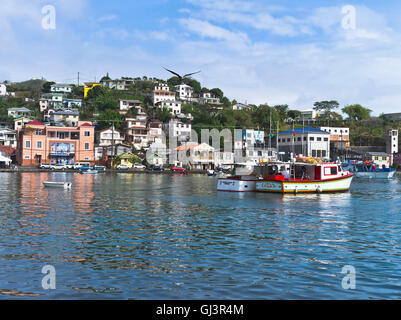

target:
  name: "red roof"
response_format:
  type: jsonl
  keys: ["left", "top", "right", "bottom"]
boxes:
{"left": 79, "top": 122, "right": 93, "bottom": 127}
{"left": 27, "top": 120, "right": 44, "bottom": 126}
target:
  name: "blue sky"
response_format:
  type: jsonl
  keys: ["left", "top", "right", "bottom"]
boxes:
{"left": 1, "top": 0, "right": 401, "bottom": 114}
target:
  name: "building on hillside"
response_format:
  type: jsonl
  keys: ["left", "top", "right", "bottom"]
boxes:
{"left": 14, "top": 117, "right": 34, "bottom": 131}
{"left": 174, "top": 84, "right": 194, "bottom": 101}
{"left": 97, "top": 127, "right": 125, "bottom": 147}
{"left": 146, "top": 142, "right": 168, "bottom": 166}
{"left": 42, "top": 93, "right": 65, "bottom": 108}
{"left": 100, "top": 78, "right": 135, "bottom": 91}
{"left": 232, "top": 103, "right": 251, "bottom": 111}
{"left": 39, "top": 98, "right": 49, "bottom": 113}
{"left": 293, "top": 109, "right": 320, "bottom": 124}
{"left": 276, "top": 127, "right": 330, "bottom": 159}
{"left": 63, "top": 99, "right": 82, "bottom": 109}
{"left": 387, "top": 129, "right": 398, "bottom": 167}
{"left": 50, "top": 84, "right": 73, "bottom": 94}
{"left": 8, "top": 107, "right": 32, "bottom": 119}
{"left": 174, "top": 143, "right": 215, "bottom": 170}
{"left": 147, "top": 120, "right": 163, "bottom": 144}
{"left": 95, "top": 143, "right": 132, "bottom": 163}
{"left": 152, "top": 83, "right": 176, "bottom": 105}
{"left": 125, "top": 116, "right": 149, "bottom": 149}
{"left": 320, "top": 127, "right": 350, "bottom": 148}
{"left": 16, "top": 120, "right": 95, "bottom": 166}
{"left": 199, "top": 92, "right": 220, "bottom": 105}
{"left": 163, "top": 118, "right": 192, "bottom": 142}
{"left": 365, "top": 152, "right": 391, "bottom": 168}
{"left": 119, "top": 99, "right": 142, "bottom": 115}
{"left": 48, "top": 109, "right": 80, "bottom": 126}
{"left": 0, "top": 128, "right": 17, "bottom": 148}
{"left": 382, "top": 113, "right": 401, "bottom": 121}
{"left": 157, "top": 99, "right": 182, "bottom": 115}
{"left": 84, "top": 82, "right": 101, "bottom": 98}
{"left": 0, "top": 83, "right": 7, "bottom": 96}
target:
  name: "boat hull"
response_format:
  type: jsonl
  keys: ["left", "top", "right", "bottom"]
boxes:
{"left": 355, "top": 171, "right": 396, "bottom": 179}
{"left": 43, "top": 182, "right": 72, "bottom": 189}
{"left": 256, "top": 175, "right": 354, "bottom": 194}
{"left": 217, "top": 178, "right": 257, "bottom": 192}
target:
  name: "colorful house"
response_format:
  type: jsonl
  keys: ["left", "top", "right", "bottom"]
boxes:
{"left": 84, "top": 82, "right": 101, "bottom": 98}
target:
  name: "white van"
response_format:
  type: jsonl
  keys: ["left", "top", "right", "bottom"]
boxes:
{"left": 73, "top": 162, "right": 92, "bottom": 169}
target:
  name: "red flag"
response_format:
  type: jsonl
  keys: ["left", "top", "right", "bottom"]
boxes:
{"left": 292, "top": 128, "right": 296, "bottom": 137}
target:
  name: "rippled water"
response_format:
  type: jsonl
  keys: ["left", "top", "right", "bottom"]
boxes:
{"left": 1, "top": 172, "right": 401, "bottom": 299}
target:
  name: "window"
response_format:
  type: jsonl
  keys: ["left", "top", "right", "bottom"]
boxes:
{"left": 322, "top": 150, "right": 327, "bottom": 157}
{"left": 84, "top": 143, "right": 90, "bottom": 150}
{"left": 84, "top": 131, "right": 90, "bottom": 137}
{"left": 37, "top": 141, "right": 42, "bottom": 149}
{"left": 35, "top": 130, "right": 42, "bottom": 135}
{"left": 324, "top": 138, "right": 329, "bottom": 141}
{"left": 312, "top": 150, "right": 317, "bottom": 157}
{"left": 331, "top": 167, "right": 337, "bottom": 175}
{"left": 310, "top": 137, "right": 315, "bottom": 141}
{"left": 26, "top": 141, "right": 30, "bottom": 148}
{"left": 317, "top": 137, "right": 322, "bottom": 141}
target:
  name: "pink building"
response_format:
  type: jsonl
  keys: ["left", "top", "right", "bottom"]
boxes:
{"left": 17, "top": 120, "right": 95, "bottom": 166}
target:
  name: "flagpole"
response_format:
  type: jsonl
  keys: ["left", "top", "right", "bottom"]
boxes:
{"left": 269, "top": 110, "right": 272, "bottom": 150}
{"left": 276, "top": 121, "right": 279, "bottom": 159}
{"left": 292, "top": 121, "right": 295, "bottom": 158}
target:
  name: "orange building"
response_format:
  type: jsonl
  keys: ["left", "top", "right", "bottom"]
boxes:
{"left": 17, "top": 120, "right": 95, "bottom": 166}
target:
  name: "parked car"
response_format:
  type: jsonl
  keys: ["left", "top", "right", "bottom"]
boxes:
{"left": 51, "top": 164, "right": 66, "bottom": 170}
{"left": 151, "top": 166, "right": 164, "bottom": 171}
{"left": 171, "top": 166, "right": 188, "bottom": 173}
{"left": 133, "top": 163, "right": 146, "bottom": 169}
{"left": 39, "top": 163, "right": 52, "bottom": 169}
{"left": 73, "top": 162, "right": 92, "bottom": 170}
{"left": 116, "top": 164, "right": 130, "bottom": 170}
{"left": 93, "top": 165, "right": 107, "bottom": 171}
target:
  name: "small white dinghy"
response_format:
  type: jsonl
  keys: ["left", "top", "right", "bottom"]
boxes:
{"left": 43, "top": 181, "right": 72, "bottom": 189}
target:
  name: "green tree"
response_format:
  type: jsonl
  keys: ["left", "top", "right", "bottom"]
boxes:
{"left": 342, "top": 104, "right": 372, "bottom": 121}
{"left": 273, "top": 104, "right": 289, "bottom": 123}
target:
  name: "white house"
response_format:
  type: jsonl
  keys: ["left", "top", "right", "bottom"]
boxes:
{"left": 175, "top": 143, "right": 215, "bottom": 170}
{"left": 152, "top": 83, "right": 176, "bottom": 105}
{"left": 199, "top": 92, "right": 220, "bottom": 104}
{"left": 64, "top": 99, "right": 82, "bottom": 109}
{"left": 100, "top": 78, "right": 135, "bottom": 91}
{"left": 119, "top": 99, "right": 142, "bottom": 114}
{"left": 0, "top": 84, "right": 7, "bottom": 96}
{"left": 174, "top": 84, "right": 194, "bottom": 101}
{"left": 50, "top": 84, "right": 73, "bottom": 93}
{"left": 157, "top": 100, "right": 182, "bottom": 115}
{"left": 14, "top": 117, "right": 33, "bottom": 131}
{"left": 0, "top": 129, "right": 17, "bottom": 148}
{"left": 232, "top": 103, "right": 251, "bottom": 111}
{"left": 97, "top": 127, "right": 125, "bottom": 146}
{"left": 163, "top": 119, "right": 192, "bottom": 142}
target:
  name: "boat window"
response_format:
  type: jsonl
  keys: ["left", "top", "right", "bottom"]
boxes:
{"left": 331, "top": 167, "right": 337, "bottom": 175}
{"left": 338, "top": 166, "right": 342, "bottom": 172}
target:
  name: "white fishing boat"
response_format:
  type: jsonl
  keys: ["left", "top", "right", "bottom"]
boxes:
{"left": 256, "top": 158, "right": 354, "bottom": 194}
{"left": 43, "top": 181, "right": 72, "bottom": 189}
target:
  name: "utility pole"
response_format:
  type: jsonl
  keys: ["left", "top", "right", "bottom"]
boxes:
{"left": 77, "top": 72, "right": 80, "bottom": 87}
{"left": 112, "top": 121, "right": 115, "bottom": 165}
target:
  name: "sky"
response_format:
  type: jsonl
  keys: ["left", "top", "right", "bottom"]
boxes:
{"left": 1, "top": 0, "right": 401, "bottom": 115}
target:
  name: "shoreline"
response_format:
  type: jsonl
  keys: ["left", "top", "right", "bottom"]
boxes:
{"left": 0, "top": 168, "right": 210, "bottom": 175}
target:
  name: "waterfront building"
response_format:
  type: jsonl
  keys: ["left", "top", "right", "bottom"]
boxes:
{"left": 386, "top": 129, "right": 398, "bottom": 166}
{"left": 365, "top": 152, "right": 391, "bottom": 168}
{"left": 277, "top": 127, "right": 330, "bottom": 159}
{"left": 16, "top": 120, "right": 95, "bottom": 166}
{"left": 50, "top": 84, "right": 73, "bottom": 94}
{"left": 97, "top": 126, "right": 125, "bottom": 147}
{"left": 147, "top": 142, "right": 168, "bottom": 166}
{"left": 234, "top": 129, "right": 275, "bottom": 163}
{"left": 174, "top": 142, "right": 215, "bottom": 170}
{"left": 214, "top": 150, "right": 235, "bottom": 168}
{"left": 320, "top": 127, "right": 350, "bottom": 148}
{"left": 84, "top": 82, "right": 101, "bottom": 98}
{"left": 0, "top": 128, "right": 17, "bottom": 148}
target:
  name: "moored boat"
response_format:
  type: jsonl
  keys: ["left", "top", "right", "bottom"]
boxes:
{"left": 342, "top": 161, "right": 396, "bottom": 179}
{"left": 43, "top": 181, "right": 72, "bottom": 189}
{"left": 256, "top": 159, "right": 354, "bottom": 194}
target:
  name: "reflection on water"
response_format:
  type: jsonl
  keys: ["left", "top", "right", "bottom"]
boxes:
{"left": 0, "top": 173, "right": 401, "bottom": 299}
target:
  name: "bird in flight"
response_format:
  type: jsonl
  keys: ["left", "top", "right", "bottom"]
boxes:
{"left": 163, "top": 67, "right": 201, "bottom": 83}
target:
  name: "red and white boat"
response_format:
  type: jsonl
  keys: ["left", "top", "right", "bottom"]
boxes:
{"left": 256, "top": 159, "right": 354, "bottom": 194}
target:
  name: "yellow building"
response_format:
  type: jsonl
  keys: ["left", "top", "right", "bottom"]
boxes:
{"left": 84, "top": 82, "right": 101, "bottom": 98}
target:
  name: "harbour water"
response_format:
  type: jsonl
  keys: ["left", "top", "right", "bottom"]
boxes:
{"left": 1, "top": 172, "right": 401, "bottom": 299}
